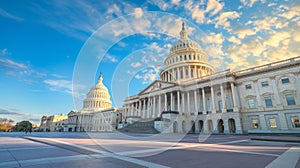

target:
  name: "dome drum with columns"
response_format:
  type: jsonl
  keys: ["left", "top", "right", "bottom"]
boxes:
{"left": 82, "top": 73, "right": 112, "bottom": 112}
{"left": 160, "top": 23, "right": 215, "bottom": 83}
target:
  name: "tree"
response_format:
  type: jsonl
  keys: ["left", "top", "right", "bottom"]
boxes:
{"left": 0, "top": 118, "right": 14, "bottom": 132}
{"left": 15, "top": 121, "right": 32, "bottom": 132}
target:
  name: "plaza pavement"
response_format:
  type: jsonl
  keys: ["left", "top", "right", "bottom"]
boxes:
{"left": 0, "top": 132, "right": 299, "bottom": 168}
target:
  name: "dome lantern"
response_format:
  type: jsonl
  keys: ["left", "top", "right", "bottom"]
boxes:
{"left": 180, "top": 22, "right": 188, "bottom": 40}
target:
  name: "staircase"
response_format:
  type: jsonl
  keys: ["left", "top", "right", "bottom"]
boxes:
{"left": 118, "top": 119, "right": 159, "bottom": 134}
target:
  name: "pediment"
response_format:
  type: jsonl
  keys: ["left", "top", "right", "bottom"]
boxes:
{"left": 139, "top": 80, "right": 176, "bottom": 95}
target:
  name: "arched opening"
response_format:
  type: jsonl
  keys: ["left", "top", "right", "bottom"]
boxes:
{"left": 189, "top": 121, "right": 195, "bottom": 133}
{"left": 182, "top": 120, "right": 186, "bottom": 133}
{"left": 208, "top": 120, "right": 213, "bottom": 132}
{"left": 218, "top": 119, "right": 224, "bottom": 133}
{"left": 228, "top": 118, "right": 236, "bottom": 133}
{"left": 173, "top": 121, "right": 178, "bottom": 133}
{"left": 199, "top": 120, "right": 204, "bottom": 133}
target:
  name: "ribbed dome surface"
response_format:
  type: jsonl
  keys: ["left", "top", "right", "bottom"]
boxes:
{"left": 82, "top": 73, "right": 112, "bottom": 111}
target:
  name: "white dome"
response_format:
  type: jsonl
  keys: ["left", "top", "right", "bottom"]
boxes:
{"left": 82, "top": 73, "right": 112, "bottom": 111}
{"left": 160, "top": 23, "right": 215, "bottom": 83}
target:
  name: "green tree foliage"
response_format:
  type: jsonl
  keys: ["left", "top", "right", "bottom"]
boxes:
{"left": 15, "top": 121, "right": 32, "bottom": 132}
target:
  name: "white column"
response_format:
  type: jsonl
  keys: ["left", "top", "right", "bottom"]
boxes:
{"left": 220, "top": 84, "right": 226, "bottom": 113}
{"left": 153, "top": 96, "right": 156, "bottom": 118}
{"left": 211, "top": 87, "right": 216, "bottom": 113}
{"left": 231, "top": 82, "right": 239, "bottom": 112}
{"left": 170, "top": 92, "right": 173, "bottom": 111}
{"left": 177, "top": 91, "right": 180, "bottom": 113}
{"left": 158, "top": 95, "right": 161, "bottom": 117}
{"left": 143, "top": 99, "right": 146, "bottom": 118}
{"left": 139, "top": 100, "right": 142, "bottom": 116}
{"left": 253, "top": 81, "right": 262, "bottom": 109}
{"left": 177, "top": 68, "right": 180, "bottom": 80}
{"left": 195, "top": 66, "right": 197, "bottom": 78}
{"left": 194, "top": 90, "right": 198, "bottom": 114}
{"left": 147, "top": 98, "right": 150, "bottom": 118}
{"left": 183, "top": 67, "right": 186, "bottom": 79}
{"left": 187, "top": 91, "right": 190, "bottom": 115}
{"left": 182, "top": 93, "right": 185, "bottom": 114}
{"left": 202, "top": 88, "right": 206, "bottom": 114}
{"left": 270, "top": 77, "right": 281, "bottom": 106}
{"left": 188, "top": 66, "right": 191, "bottom": 79}
{"left": 127, "top": 105, "right": 129, "bottom": 118}
{"left": 164, "top": 93, "right": 167, "bottom": 111}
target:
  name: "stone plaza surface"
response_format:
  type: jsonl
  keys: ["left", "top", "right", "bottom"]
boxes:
{"left": 0, "top": 132, "right": 299, "bottom": 168}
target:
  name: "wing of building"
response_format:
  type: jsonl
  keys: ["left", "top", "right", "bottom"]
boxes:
{"left": 120, "top": 23, "right": 300, "bottom": 134}
{"left": 40, "top": 73, "right": 121, "bottom": 132}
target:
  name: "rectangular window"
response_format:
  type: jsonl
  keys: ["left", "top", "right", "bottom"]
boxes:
{"left": 291, "top": 116, "right": 300, "bottom": 128}
{"left": 245, "top": 84, "right": 252, "bottom": 89}
{"left": 281, "top": 78, "right": 290, "bottom": 84}
{"left": 285, "top": 94, "right": 296, "bottom": 105}
{"left": 269, "top": 118, "right": 277, "bottom": 129}
{"left": 261, "top": 81, "right": 269, "bottom": 87}
{"left": 248, "top": 99, "right": 255, "bottom": 108}
{"left": 265, "top": 97, "right": 273, "bottom": 107}
{"left": 251, "top": 119, "right": 259, "bottom": 129}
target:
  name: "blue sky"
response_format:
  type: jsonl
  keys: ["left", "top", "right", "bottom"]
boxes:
{"left": 0, "top": 0, "right": 299, "bottom": 124}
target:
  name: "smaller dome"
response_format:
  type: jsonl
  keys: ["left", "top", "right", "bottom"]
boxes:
{"left": 82, "top": 73, "right": 112, "bottom": 111}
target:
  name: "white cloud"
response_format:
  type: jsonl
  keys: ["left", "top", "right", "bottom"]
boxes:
{"left": 0, "top": 48, "right": 11, "bottom": 56}
{"left": 44, "top": 79, "right": 85, "bottom": 98}
{"left": 51, "top": 74, "right": 65, "bottom": 78}
{"left": 214, "top": 11, "right": 240, "bottom": 28}
{"left": 263, "top": 31, "right": 290, "bottom": 47}
{"left": 235, "top": 28, "right": 256, "bottom": 39}
{"left": 202, "top": 32, "right": 224, "bottom": 45}
{"left": 240, "top": 0, "right": 262, "bottom": 7}
{"left": 206, "top": 0, "right": 224, "bottom": 16}
{"left": 253, "top": 16, "right": 288, "bottom": 32}
{"left": 171, "top": 0, "right": 180, "bottom": 5}
{"left": 133, "top": 8, "right": 143, "bottom": 18}
{"left": 0, "top": 58, "right": 27, "bottom": 69}
{"left": 0, "top": 8, "right": 23, "bottom": 21}
{"left": 189, "top": 0, "right": 224, "bottom": 24}
{"left": 268, "top": 3, "right": 277, "bottom": 7}
{"left": 44, "top": 79, "right": 73, "bottom": 93}
{"left": 227, "top": 36, "right": 241, "bottom": 45}
{"left": 130, "top": 62, "right": 142, "bottom": 68}
{"left": 279, "top": 5, "right": 300, "bottom": 19}
{"left": 147, "top": 0, "right": 170, "bottom": 10}
{"left": 135, "top": 67, "right": 161, "bottom": 85}
{"left": 106, "top": 4, "right": 123, "bottom": 17}
{"left": 101, "top": 54, "right": 118, "bottom": 63}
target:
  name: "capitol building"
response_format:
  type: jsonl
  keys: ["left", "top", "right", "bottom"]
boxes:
{"left": 40, "top": 23, "right": 300, "bottom": 134}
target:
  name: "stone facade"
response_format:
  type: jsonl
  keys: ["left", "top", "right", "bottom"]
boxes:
{"left": 122, "top": 23, "right": 300, "bottom": 134}
{"left": 63, "top": 73, "right": 121, "bottom": 132}
{"left": 39, "top": 114, "right": 68, "bottom": 132}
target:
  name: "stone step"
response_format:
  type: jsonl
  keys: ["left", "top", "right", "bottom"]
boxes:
{"left": 118, "top": 119, "right": 159, "bottom": 134}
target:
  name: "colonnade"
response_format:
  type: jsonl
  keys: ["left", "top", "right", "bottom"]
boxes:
{"left": 124, "top": 82, "right": 239, "bottom": 119}
{"left": 161, "top": 65, "right": 214, "bottom": 82}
